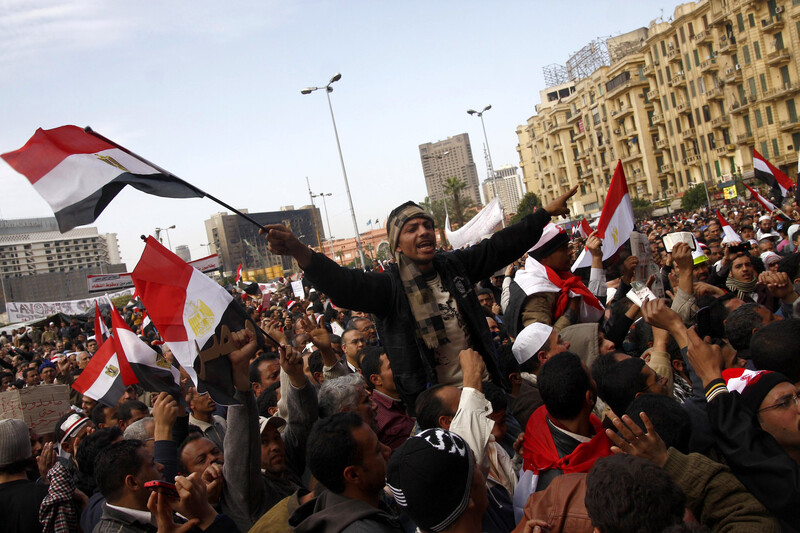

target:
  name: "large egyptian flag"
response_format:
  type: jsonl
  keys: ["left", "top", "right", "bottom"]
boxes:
{"left": 753, "top": 149, "right": 793, "bottom": 199}
{"left": 110, "top": 306, "right": 182, "bottom": 398}
{"left": 131, "top": 237, "right": 263, "bottom": 405}
{"left": 572, "top": 161, "right": 635, "bottom": 271}
{"left": 1, "top": 126, "right": 203, "bottom": 232}
{"left": 72, "top": 335, "right": 135, "bottom": 406}
{"left": 715, "top": 210, "right": 742, "bottom": 244}
{"left": 94, "top": 301, "right": 110, "bottom": 348}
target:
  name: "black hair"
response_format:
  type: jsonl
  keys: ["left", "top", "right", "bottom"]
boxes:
{"left": 724, "top": 302, "right": 764, "bottom": 351}
{"left": 359, "top": 348, "right": 385, "bottom": 391}
{"left": 625, "top": 394, "right": 692, "bottom": 454}
{"left": 497, "top": 345, "right": 521, "bottom": 380}
{"left": 257, "top": 382, "right": 281, "bottom": 417}
{"left": 94, "top": 439, "right": 145, "bottom": 502}
{"left": 249, "top": 353, "right": 279, "bottom": 385}
{"left": 482, "top": 381, "right": 508, "bottom": 412}
{"left": 585, "top": 454, "right": 685, "bottom": 533}
{"left": 76, "top": 426, "right": 123, "bottom": 495}
{"left": 751, "top": 318, "right": 800, "bottom": 382}
{"left": 596, "top": 357, "right": 647, "bottom": 417}
{"left": 538, "top": 351, "right": 590, "bottom": 420}
{"left": 91, "top": 404, "right": 117, "bottom": 428}
{"left": 177, "top": 434, "right": 204, "bottom": 473}
{"left": 414, "top": 384, "right": 452, "bottom": 431}
{"left": 778, "top": 252, "right": 800, "bottom": 281}
{"left": 307, "top": 350, "right": 324, "bottom": 377}
{"left": 306, "top": 412, "right": 363, "bottom": 494}
{"left": 118, "top": 400, "right": 148, "bottom": 423}
{"left": 0, "top": 457, "right": 34, "bottom": 475}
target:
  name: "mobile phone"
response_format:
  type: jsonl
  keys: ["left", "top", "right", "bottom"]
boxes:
{"left": 144, "top": 480, "right": 178, "bottom": 499}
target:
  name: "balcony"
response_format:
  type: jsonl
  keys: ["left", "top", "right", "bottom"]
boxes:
{"left": 779, "top": 119, "right": 800, "bottom": 133}
{"left": 618, "top": 104, "right": 634, "bottom": 117}
{"left": 761, "top": 15, "right": 784, "bottom": 33}
{"left": 622, "top": 150, "right": 642, "bottom": 163}
{"left": 714, "top": 145, "right": 729, "bottom": 156}
{"left": 711, "top": 115, "right": 730, "bottom": 127}
{"left": 736, "top": 132, "right": 754, "bottom": 144}
{"left": 723, "top": 66, "right": 743, "bottom": 83}
{"left": 777, "top": 83, "right": 800, "bottom": 98}
{"left": 643, "top": 64, "right": 655, "bottom": 76}
{"left": 553, "top": 143, "right": 563, "bottom": 151}
{"left": 710, "top": 8, "right": 729, "bottom": 26}
{"left": 684, "top": 154, "right": 701, "bottom": 165}
{"left": 767, "top": 48, "right": 791, "bottom": 66}
{"left": 659, "top": 163, "right": 673, "bottom": 174}
{"left": 669, "top": 72, "right": 687, "bottom": 87}
{"left": 652, "top": 112, "right": 664, "bottom": 124}
{"left": 646, "top": 88, "right": 659, "bottom": 100}
{"left": 681, "top": 127, "right": 697, "bottom": 140}
{"left": 699, "top": 58, "right": 718, "bottom": 73}
{"left": 730, "top": 101, "right": 748, "bottom": 114}
{"left": 666, "top": 47, "right": 681, "bottom": 63}
{"left": 706, "top": 86, "right": 724, "bottom": 100}
{"left": 674, "top": 101, "right": 691, "bottom": 114}
{"left": 656, "top": 138, "right": 667, "bottom": 149}
{"left": 719, "top": 38, "right": 737, "bottom": 54}
{"left": 692, "top": 29, "right": 713, "bottom": 44}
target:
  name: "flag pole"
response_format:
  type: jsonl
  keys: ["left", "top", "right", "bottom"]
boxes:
{"left": 85, "top": 127, "right": 267, "bottom": 231}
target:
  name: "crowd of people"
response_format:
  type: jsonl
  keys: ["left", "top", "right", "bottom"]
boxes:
{"left": 2, "top": 185, "right": 800, "bottom": 533}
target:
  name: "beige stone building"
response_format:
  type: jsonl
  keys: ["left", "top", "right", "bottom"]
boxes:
{"left": 517, "top": 0, "right": 800, "bottom": 216}
{"left": 419, "top": 133, "right": 482, "bottom": 206}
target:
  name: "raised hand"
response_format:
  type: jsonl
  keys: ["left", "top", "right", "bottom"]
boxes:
{"left": 544, "top": 186, "right": 578, "bottom": 218}
{"left": 605, "top": 412, "right": 668, "bottom": 467}
{"left": 279, "top": 344, "right": 306, "bottom": 388}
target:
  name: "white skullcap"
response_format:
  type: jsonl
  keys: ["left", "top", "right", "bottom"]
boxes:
{"left": 759, "top": 215, "right": 771, "bottom": 222}
{"left": 512, "top": 322, "right": 553, "bottom": 364}
{"left": 760, "top": 251, "right": 780, "bottom": 266}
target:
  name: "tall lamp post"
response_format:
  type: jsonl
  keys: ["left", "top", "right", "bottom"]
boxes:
{"left": 301, "top": 73, "right": 366, "bottom": 269}
{"left": 467, "top": 105, "right": 505, "bottom": 227}
{"left": 155, "top": 225, "right": 175, "bottom": 250}
{"left": 312, "top": 192, "right": 336, "bottom": 257}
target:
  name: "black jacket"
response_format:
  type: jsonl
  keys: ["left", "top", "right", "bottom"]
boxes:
{"left": 303, "top": 209, "right": 552, "bottom": 412}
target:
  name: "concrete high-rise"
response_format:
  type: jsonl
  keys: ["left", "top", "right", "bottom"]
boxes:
{"left": 419, "top": 133, "right": 482, "bottom": 206}
{"left": 482, "top": 164, "right": 526, "bottom": 214}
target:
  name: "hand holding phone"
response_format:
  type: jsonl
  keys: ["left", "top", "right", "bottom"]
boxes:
{"left": 144, "top": 480, "right": 178, "bottom": 499}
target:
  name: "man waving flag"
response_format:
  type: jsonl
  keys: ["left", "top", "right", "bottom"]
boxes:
{"left": 572, "top": 161, "right": 635, "bottom": 271}
{"left": 753, "top": 149, "right": 793, "bottom": 200}
{"left": 1, "top": 126, "right": 203, "bottom": 232}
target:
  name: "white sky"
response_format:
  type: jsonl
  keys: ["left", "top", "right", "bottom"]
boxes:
{"left": 0, "top": 0, "right": 684, "bottom": 269}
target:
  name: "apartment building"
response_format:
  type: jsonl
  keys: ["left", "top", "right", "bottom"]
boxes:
{"left": 481, "top": 164, "right": 526, "bottom": 214}
{"left": 419, "top": 133, "right": 482, "bottom": 206}
{"left": 517, "top": 0, "right": 800, "bottom": 216}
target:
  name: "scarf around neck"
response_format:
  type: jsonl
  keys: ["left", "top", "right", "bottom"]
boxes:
{"left": 397, "top": 253, "right": 449, "bottom": 349}
{"left": 726, "top": 276, "right": 758, "bottom": 300}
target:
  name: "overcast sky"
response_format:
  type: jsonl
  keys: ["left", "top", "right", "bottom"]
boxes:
{"left": 1, "top": 0, "right": 684, "bottom": 270}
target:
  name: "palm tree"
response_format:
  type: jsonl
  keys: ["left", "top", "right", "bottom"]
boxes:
{"left": 335, "top": 250, "right": 344, "bottom": 265}
{"left": 444, "top": 177, "right": 467, "bottom": 227}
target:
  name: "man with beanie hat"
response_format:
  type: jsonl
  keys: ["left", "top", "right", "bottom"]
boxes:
{"left": 263, "top": 189, "right": 577, "bottom": 412}
{"left": 386, "top": 428, "right": 488, "bottom": 533}
{"left": 504, "top": 225, "right": 604, "bottom": 338}
{"left": 0, "top": 419, "right": 49, "bottom": 532}
{"left": 687, "top": 327, "right": 800, "bottom": 530}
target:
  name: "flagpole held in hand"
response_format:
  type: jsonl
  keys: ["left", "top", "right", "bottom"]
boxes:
{"left": 84, "top": 126, "right": 268, "bottom": 232}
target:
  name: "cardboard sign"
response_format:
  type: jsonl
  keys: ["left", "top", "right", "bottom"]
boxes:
{"left": 629, "top": 231, "right": 665, "bottom": 298}
{"left": 0, "top": 384, "right": 71, "bottom": 436}
{"left": 291, "top": 280, "right": 305, "bottom": 299}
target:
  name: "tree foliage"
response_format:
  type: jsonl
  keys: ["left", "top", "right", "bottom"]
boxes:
{"left": 510, "top": 192, "right": 542, "bottom": 225}
{"left": 681, "top": 184, "right": 708, "bottom": 211}
{"left": 444, "top": 177, "right": 467, "bottom": 227}
{"left": 631, "top": 197, "right": 653, "bottom": 220}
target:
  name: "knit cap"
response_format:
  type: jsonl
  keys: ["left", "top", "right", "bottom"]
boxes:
{"left": 0, "top": 419, "right": 31, "bottom": 467}
{"left": 722, "top": 368, "right": 791, "bottom": 414}
{"left": 386, "top": 428, "right": 474, "bottom": 532}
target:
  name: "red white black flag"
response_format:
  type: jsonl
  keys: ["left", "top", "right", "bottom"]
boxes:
{"left": 131, "top": 237, "right": 264, "bottom": 405}
{"left": 1, "top": 126, "right": 203, "bottom": 232}
{"left": 753, "top": 149, "right": 793, "bottom": 199}
{"left": 72, "top": 334, "right": 135, "bottom": 406}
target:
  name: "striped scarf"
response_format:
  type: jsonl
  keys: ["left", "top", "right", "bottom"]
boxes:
{"left": 388, "top": 202, "right": 448, "bottom": 349}
{"left": 725, "top": 276, "right": 758, "bottom": 300}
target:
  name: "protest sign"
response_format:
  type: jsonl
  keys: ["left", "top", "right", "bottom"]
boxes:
{"left": 0, "top": 384, "right": 71, "bottom": 436}
{"left": 6, "top": 289, "right": 133, "bottom": 323}
{"left": 291, "top": 281, "right": 305, "bottom": 299}
{"left": 629, "top": 231, "right": 665, "bottom": 298}
{"left": 87, "top": 254, "right": 220, "bottom": 292}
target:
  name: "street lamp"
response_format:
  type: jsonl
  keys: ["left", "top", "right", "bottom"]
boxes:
{"left": 200, "top": 242, "right": 213, "bottom": 255}
{"left": 155, "top": 225, "right": 176, "bottom": 251}
{"left": 467, "top": 105, "right": 504, "bottom": 227}
{"left": 312, "top": 192, "right": 336, "bottom": 257}
{"left": 301, "top": 73, "right": 367, "bottom": 269}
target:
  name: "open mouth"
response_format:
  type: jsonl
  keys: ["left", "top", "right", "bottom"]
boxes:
{"left": 417, "top": 241, "right": 434, "bottom": 252}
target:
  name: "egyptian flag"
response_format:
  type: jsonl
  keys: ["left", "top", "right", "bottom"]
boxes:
{"left": 1, "top": 126, "right": 203, "bottom": 232}
{"left": 753, "top": 149, "right": 793, "bottom": 199}
{"left": 110, "top": 306, "right": 181, "bottom": 398}
{"left": 715, "top": 210, "right": 742, "bottom": 244}
{"left": 94, "top": 302, "right": 110, "bottom": 348}
{"left": 572, "top": 161, "right": 635, "bottom": 271}
{"left": 577, "top": 218, "right": 592, "bottom": 239}
{"left": 744, "top": 183, "right": 779, "bottom": 212}
{"left": 131, "top": 237, "right": 264, "bottom": 405}
{"left": 72, "top": 335, "right": 135, "bottom": 406}
{"left": 234, "top": 264, "right": 243, "bottom": 283}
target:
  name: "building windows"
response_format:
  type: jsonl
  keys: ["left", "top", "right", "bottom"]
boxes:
{"left": 755, "top": 109, "right": 764, "bottom": 128}
{"left": 743, "top": 45, "right": 751, "bottom": 64}
{"left": 766, "top": 106, "right": 774, "bottom": 125}
{"left": 754, "top": 41, "right": 761, "bottom": 59}
{"left": 772, "top": 138, "right": 780, "bottom": 156}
